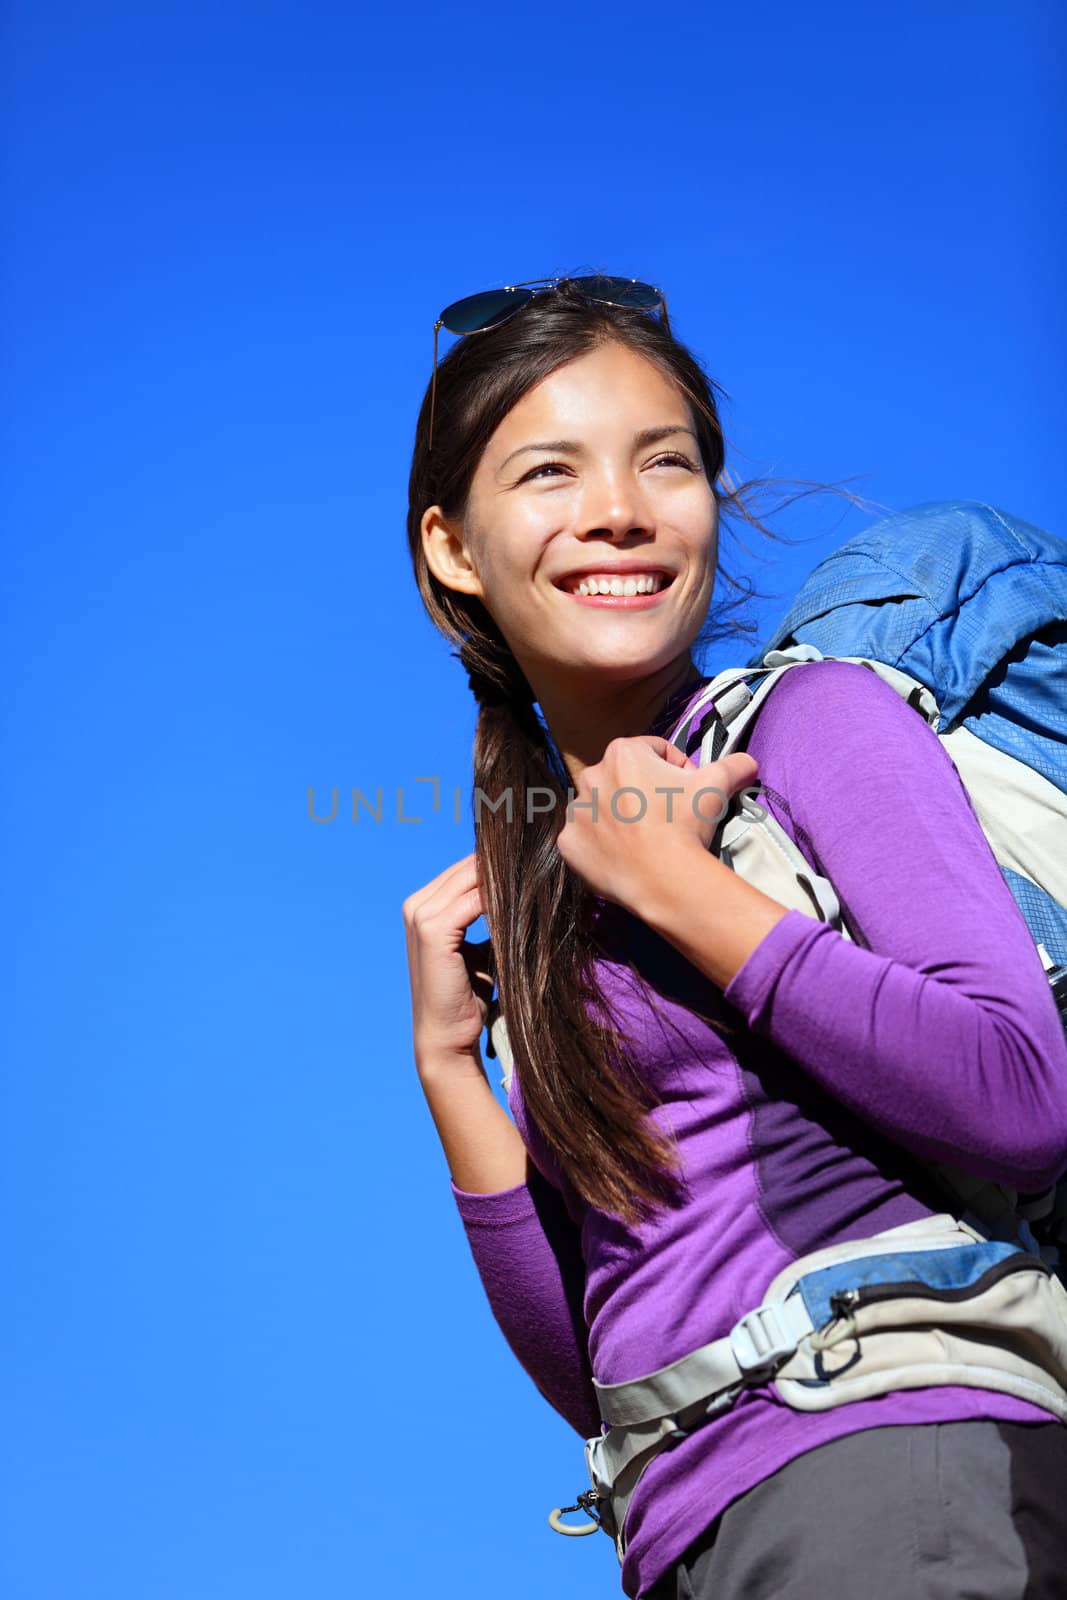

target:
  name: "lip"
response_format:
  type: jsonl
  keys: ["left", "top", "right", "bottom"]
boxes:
{"left": 552, "top": 565, "right": 676, "bottom": 607}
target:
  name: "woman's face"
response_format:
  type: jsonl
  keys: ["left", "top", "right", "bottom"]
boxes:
{"left": 422, "top": 339, "right": 719, "bottom": 698}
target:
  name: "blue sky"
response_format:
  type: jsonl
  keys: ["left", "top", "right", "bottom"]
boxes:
{"left": 3, "top": 2, "right": 1063, "bottom": 1596}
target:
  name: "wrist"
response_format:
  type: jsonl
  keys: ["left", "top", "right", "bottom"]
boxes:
{"left": 639, "top": 846, "right": 792, "bottom": 991}
{"left": 418, "top": 1058, "right": 529, "bottom": 1194}
{"left": 629, "top": 840, "right": 721, "bottom": 930}
{"left": 415, "top": 1041, "right": 488, "bottom": 1087}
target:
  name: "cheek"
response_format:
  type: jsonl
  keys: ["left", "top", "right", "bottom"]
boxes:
{"left": 678, "top": 496, "right": 718, "bottom": 560}
{"left": 510, "top": 493, "right": 563, "bottom": 540}
{"left": 474, "top": 502, "right": 557, "bottom": 584}
{"left": 468, "top": 544, "right": 534, "bottom": 634}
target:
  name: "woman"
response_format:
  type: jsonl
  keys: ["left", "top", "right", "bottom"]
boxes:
{"left": 401, "top": 277, "right": 1067, "bottom": 1599}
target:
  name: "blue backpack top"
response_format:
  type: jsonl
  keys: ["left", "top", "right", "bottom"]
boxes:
{"left": 751, "top": 499, "right": 1067, "bottom": 968}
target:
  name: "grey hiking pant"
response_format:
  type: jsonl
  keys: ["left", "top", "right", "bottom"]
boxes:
{"left": 644, "top": 1421, "right": 1067, "bottom": 1600}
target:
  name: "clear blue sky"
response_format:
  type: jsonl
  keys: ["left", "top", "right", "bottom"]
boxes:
{"left": 3, "top": 3, "right": 1063, "bottom": 1596}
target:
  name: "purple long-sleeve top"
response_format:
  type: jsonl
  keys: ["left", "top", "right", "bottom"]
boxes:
{"left": 451, "top": 660, "right": 1067, "bottom": 1598}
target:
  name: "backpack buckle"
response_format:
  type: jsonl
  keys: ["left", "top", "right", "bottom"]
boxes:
{"left": 548, "top": 1492, "right": 603, "bottom": 1537}
{"left": 728, "top": 1302, "right": 798, "bottom": 1380}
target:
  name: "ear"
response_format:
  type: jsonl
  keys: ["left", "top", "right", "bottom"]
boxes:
{"left": 421, "top": 505, "right": 486, "bottom": 599}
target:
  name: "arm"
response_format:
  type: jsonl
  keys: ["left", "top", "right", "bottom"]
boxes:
{"left": 640, "top": 661, "right": 1067, "bottom": 1193}
{"left": 419, "top": 1039, "right": 599, "bottom": 1437}
{"left": 418, "top": 1052, "right": 528, "bottom": 1193}
{"left": 403, "top": 853, "right": 598, "bottom": 1437}
{"left": 452, "top": 1161, "right": 602, "bottom": 1441}
{"left": 423, "top": 1048, "right": 601, "bottom": 1433}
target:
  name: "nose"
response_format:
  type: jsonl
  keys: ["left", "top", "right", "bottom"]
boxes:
{"left": 576, "top": 467, "right": 652, "bottom": 543}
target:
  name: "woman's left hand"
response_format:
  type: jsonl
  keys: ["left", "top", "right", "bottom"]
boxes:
{"left": 556, "top": 736, "right": 759, "bottom": 919}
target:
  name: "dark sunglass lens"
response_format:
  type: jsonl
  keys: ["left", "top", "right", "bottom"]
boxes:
{"left": 439, "top": 287, "right": 534, "bottom": 334}
{"left": 572, "top": 275, "right": 662, "bottom": 309}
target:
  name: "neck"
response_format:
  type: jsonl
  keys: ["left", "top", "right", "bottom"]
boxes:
{"left": 534, "top": 655, "right": 705, "bottom": 786}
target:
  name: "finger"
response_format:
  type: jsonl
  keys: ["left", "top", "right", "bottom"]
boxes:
{"left": 658, "top": 740, "right": 698, "bottom": 771}
{"left": 624, "top": 734, "right": 693, "bottom": 770}
{"left": 701, "top": 752, "right": 759, "bottom": 792}
{"left": 427, "top": 882, "right": 486, "bottom": 946}
{"left": 405, "top": 877, "right": 485, "bottom": 947}
{"left": 403, "top": 851, "right": 480, "bottom": 916}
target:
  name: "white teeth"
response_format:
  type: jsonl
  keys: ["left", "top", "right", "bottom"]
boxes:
{"left": 572, "top": 573, "right": 665, "bottom": 596}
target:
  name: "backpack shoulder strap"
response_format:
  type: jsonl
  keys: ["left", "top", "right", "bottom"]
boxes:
{"left": 670, "top": 645, "right": 942, "bottom": 769}
{"left": 678, "top": 645, "right": 1065, "bottom": 1251}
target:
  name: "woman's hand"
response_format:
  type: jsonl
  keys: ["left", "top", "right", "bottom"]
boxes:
{"left": 402, "top": 851, "right": 496, "bottom": 1079}
{"left": 556, "top": 736, "right": 759, "bottom": 920}
{"left": 402, "top": 853, "right": 529, "bottom": 1193}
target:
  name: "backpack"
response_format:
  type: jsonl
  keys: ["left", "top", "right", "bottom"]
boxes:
{"left": 493, "top": 499, "right": 1067, "bottom": 1248}
{"left": 662, "top": 499, "right": 1067, "bottom": 1264}
{"left": 541, "top": 501, "right": 1067, "bottom": 1559}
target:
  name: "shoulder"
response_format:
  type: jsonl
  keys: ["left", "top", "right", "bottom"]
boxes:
{"left": 744, "top": 658, "right": 974, "bottom": 847}
{"left": 736, "top": 652, "right": 1000, "bottom": 943}
{"left": 757, "top": 657, "right": 909, "bottom": 721}
{"left": 746, "top": 658, "right": 935, "bottom": 765}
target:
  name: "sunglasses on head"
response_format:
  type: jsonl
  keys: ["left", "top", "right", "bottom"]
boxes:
{"left": 428, "top": 275, "right": 669, "bottom": 449}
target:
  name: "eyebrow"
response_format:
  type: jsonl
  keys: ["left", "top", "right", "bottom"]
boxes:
{"left": 496, "top": 425, "right": 700, "bottom": 477}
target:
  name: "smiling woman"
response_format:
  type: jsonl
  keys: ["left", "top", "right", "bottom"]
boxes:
{"left": 420, "top": 342, "right": 719, "bottom": 775}
{"left": 399, "top": 278, "right": 1067, "bottom": 1600}
{"left": 406, "top": 283, "right": 767, "bottom": 1221}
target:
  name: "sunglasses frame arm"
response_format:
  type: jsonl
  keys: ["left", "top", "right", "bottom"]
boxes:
{"left": 429, "top": 319, "right": 443, "bottom": 452}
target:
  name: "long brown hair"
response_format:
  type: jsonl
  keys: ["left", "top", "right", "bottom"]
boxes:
{"left": 407, "top": 280, "right": 865, "bottom": 1223}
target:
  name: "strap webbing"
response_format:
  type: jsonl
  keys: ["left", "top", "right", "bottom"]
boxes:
{"left": 592, "top": 1293, "right": 815, "bottom": 1428}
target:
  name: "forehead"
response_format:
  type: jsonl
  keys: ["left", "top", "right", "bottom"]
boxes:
{"left": 483, "top": 342, "right": 692, "bottom": 461}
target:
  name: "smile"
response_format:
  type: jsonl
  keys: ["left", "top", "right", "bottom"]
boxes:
{"left": 555, "top": 570, "right": 675, "bottom": 606}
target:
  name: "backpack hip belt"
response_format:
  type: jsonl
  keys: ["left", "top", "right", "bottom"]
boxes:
{"left": 549, "top": 1212, "right": 1067, "bottom": 1564}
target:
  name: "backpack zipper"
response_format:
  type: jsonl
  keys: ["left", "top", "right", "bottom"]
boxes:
{"left": 825, "top": 1249, "right": 1046, "bottom": 1323}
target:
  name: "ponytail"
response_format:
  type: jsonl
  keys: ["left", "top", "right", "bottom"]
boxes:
{"left": 460, "top": 632, "right": 685, "bottom": 1222}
